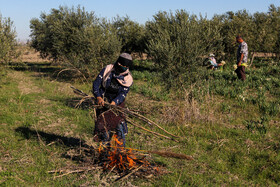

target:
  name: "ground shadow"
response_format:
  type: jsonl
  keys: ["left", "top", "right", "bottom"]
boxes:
{"left": 8, "top": 62, "right": 60, "bottom": 73}
{"left": 15, "top": 126, "right": 88, "bottom": 148}
{"left": 6, "top": 60, "right": 159, "bottom": 82}
{"left": 6, "top": 62, "right": 83, "bottom": 82}
{"left": 15, "top": 126, "right": 97, "bottom": 164}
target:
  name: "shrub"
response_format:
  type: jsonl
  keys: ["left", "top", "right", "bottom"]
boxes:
{"left": 216, "top": 10, "right": 254, "bottom": 60}
{"left": 112, "top": 16, "right": 147, "bottom": 54}
{"left": 30, "top": 6, "right": 121, "bottom": 77}
{"left": 0, "top": 14, "right": 18, "bottom": 63}
{"left": 146, "top": 10, "right": 224, "bottom": 90}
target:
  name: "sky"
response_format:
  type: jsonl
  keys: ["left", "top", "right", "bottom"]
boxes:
{"left": 0, "top": 0, "right": 280, "bottom": 42}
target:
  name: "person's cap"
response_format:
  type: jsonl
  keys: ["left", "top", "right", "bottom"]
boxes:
{"left": 236, "top": 35, "right": 242, "bottom": 39}
{"left": 117, "top": 53, "right": 133, "bottom": 68}
{"left": 209, "top": 53, "right": 215, "bottom": 57}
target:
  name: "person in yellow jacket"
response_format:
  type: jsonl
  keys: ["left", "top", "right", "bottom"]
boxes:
{"left": 235, "top": 35, "right": 248, "bottom": 81}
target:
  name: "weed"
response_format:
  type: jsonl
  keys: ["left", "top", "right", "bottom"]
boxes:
{"left": 220, "top": 102, "right": 231, "bottom": 114}
{"left": 245, "top": 116, "right": 268, "bottom": 135}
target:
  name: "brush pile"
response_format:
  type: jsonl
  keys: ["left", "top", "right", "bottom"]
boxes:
{"left": 71, "top": 86, "right": 182, "bottom": 142}
{"left": 96, "top": 134, "right": 163, "bottom": 181}
{"left": 48, "top": 134, "right": 166, "bottom": 182}
{"left": 62, "top": 86, "right": 193, "bottom": 181}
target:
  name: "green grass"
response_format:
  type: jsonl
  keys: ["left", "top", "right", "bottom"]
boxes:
{"left": 0, "top": 69, "right": 95, "bottom": 186}
{"left": 0, "top": 59, "right": 279, "bottom": 186}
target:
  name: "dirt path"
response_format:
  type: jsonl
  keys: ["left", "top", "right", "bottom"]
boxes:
{"left": 7, "top": 71, "right": 43, "bottom": 94}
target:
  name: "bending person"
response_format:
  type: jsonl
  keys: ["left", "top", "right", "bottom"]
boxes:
{"left": 92, "top": 53, "right": 133, "bottom": 147}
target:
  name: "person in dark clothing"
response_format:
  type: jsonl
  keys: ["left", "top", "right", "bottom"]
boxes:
{"left": 235, "top": 35, "right": 248, "bottom": 81}
{"left": 92, "top": 53, "right": 133, "bottom": 147}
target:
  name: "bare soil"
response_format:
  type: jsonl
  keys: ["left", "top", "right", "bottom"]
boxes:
{"left": 7, "top": 71, "right": 43, "bottom": 94}
{"left": 15, "top": 45, "right": 51, "bottom": 63}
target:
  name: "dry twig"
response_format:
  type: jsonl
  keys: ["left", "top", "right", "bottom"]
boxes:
{"left": 113, "top": 165, "right": 143, "bottom": 183}
{"left": 48, "top": 167, "right": 102, "bottom": 178}
{"left": 104, "top": 146, "right": 194, "bottom": 160}
{"left": 70, "top": 86, "right": 182, "bottom": 141}
{"left": 126, "top": 118, "right": 179, "bottom": 142}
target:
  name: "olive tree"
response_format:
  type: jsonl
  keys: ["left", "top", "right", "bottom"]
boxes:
{"left": 30, "top": 6, "right": 121, "bottom": 76}
{"left": 0, "top": 14, "right": 18, "bottom": 63}
{"left": 146, "top": 10, "right": 224, "bottom": 90}
{"left": 268, "top": 4, "right": 280, "bottom": 57}
{"left": 112, "top": 15, "right": 147, "bottom": 54}
{"left": 251, "top": 12, "right": 275, "bottom": 53}
{"left": 216, "top": 10, "right": 255, "bottom": 60}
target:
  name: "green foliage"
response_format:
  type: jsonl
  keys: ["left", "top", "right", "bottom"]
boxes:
{"left": 268, "top": 4, "right": 280, "bottom": 55}
{"left": 131, "top": 60, "right": 170, "bottom": 100}
{"left": 146, "top": 10, "right": 224, "bottom": 89}
{"left": 28, "top": 4, "right": 280, "bottom": 83}
{"left": 0, "top": 14, "right": 18, "bottom": 63}
{"left": 246, "top": 117, "right": 268, "bottom": 135}
{"left": 30, "top": 6, "right": 121, "bottom": 76}
{"left": 0, "top": 71, "right": 96, "bottom": 186}
{"left": 214, "top": 4, "right": 280, "bottom": 59}
{"left": 190, "top": 59, "right": 280, "bottom": 118}
{"left": 215, "top": 10, "right": 254, "bottom": 59}
{"left": 112, "top": 16, "right": 146, "bottom": 54}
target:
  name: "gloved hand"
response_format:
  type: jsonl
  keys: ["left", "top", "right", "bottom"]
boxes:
{"left": 97, "top": 97, "right": 105, "bottom": 106}
{"left": 237, "top": 61, "right": 242, "bottom": 67}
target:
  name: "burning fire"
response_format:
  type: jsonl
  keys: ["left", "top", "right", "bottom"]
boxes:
{"left": 98, "top": 134, "right": 150, "bottom": 172}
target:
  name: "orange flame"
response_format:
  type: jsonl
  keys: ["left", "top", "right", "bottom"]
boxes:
{"left": 127, "top": 155, "right": 136, "bottom": 167}
{"left": 111, "top": 134, "right": 123, "bottom": 147}
{"left": 101, "top": 134, "right": 150, "bottom": 172}
{"left": 98, "top": 143, "right": 103, "bottom": 153}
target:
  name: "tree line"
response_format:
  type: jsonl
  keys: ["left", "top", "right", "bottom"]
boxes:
{"left": 1, "top": 4, "right": 280, "bottom": 87}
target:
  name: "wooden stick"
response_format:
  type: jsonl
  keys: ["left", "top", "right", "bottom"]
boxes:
{"left": 107, "top": 146, "right": 193, "bottom": 160}
{"left": 126, "top": 118, "right": 179, "bottom": 142}
{"left": 70, "top": 86, "right": 89, "bottom": 97}
{"left": 128, "top": 112, "right": 181, "bottom": 138}
{"left": 113, "top": 165, "right": 143, "bottom": 183}
{"left": 104, "top": 165, "right": 116, "bottom": 181}
{"left": 49, "top": 167, "right": 102, "bottom": 178}
{"left": 107, "top": 104, "right": 181, "bottom": 138}
{"left": 57, "top": 68, "right": 89, "bottom": 84}
{"left": 70, "top": 86, "right": 181, "bottom": 139}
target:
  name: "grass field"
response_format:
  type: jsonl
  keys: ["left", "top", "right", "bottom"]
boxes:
{"left": 0, "top": 55, "right": 279, "bottom": 186}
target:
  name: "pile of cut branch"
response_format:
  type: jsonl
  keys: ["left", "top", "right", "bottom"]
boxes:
{"left": 47, "top": 86, "right": 194, "bottom": 182}
{"left": 70, "top": 86, "right": 183, "bottom": 143}
{"left": 48, "top": 135, "right": 167, "bottom": 182}
{"left": 70, "top": 86, "right": 194, "bottom": 159}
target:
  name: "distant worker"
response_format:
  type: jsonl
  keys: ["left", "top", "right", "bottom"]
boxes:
{"left": 235, "top": 35, "right": 248, "bottom": 81}
{"left": 207, "top": 53, "right": 226, "bottom": 70}
{"left": 92, "top": 53, "right": 133, "bottom": 147}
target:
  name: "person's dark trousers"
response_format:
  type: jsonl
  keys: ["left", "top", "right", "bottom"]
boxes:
{"left": 115, "top": 121, "right": 128, "bottom": 147}
{"left": 235, "top": 66, "right": 246, "bottom": 81}
{"left": 93, "top": 101, "right": 127, "bottom": 145}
